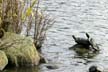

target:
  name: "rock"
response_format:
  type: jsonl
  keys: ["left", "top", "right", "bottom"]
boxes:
{"left": 69, "top": 44, "right": 90, "bottom": 54}
{"left": 45, "top": 63, "right": 58, "bottom": 69}
{"left": 0, "top": 32, "right": 40, "bottom": 66}
{"left": 46, "top": 65, "right": 58, "bottom": 69}
{"left": 0, "top": 50, "right": 8, "bottom": 71}
{"left": 69, "top": 44, "right": 99, "bottom": 58}
{"left": 41, "top": 64, "right": 58, "bottom": 69}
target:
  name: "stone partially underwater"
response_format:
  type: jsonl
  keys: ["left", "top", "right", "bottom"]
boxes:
{"left": 69, "top": 44, "right": 99, "bottom": 58}
{"left": 0, "top": 32, "right": 40, "bottom": 70}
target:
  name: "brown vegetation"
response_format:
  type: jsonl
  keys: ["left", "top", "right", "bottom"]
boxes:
{"left": 0, "top": 0, "right": 54, "bottom": 49}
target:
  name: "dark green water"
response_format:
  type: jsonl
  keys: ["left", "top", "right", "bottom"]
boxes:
{"left": 2, "top": 66, "right": 39, "bottom": 72}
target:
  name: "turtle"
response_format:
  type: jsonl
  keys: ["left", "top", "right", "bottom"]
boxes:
{"left": 89, "top": 66, "right": 101, "bottom": 72}
{"left": 72, "top": 33, "right": 99, "bottom": 51}
{"left": 72, "top": 33, "right": 91, "bottom": 46}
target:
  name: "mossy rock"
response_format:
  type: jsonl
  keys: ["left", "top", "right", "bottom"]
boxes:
{"left": 0, "top": 50, "right": 8, "bottom": 70}
{"left": 69, "top": 44, "right": 90, "bottom": 54}
{"left": 0, "top": 32, "right": 40, "bottom": 66}
{"left": 69, "top": 44, "right": 99, "bottom": 58}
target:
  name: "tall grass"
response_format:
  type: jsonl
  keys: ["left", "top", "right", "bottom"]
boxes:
{"left": 0, "top": 0, "right": 54, "bottom": 50}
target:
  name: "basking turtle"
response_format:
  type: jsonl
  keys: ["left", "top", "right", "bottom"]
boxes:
{"left": 72, "top": 33, "right": 91, "bottom": 46}
{"left": 89, "top": 66, "right": 101, "bottom": 72}
{"left": 72, "top": 33, "right": 99, "bottom": 51}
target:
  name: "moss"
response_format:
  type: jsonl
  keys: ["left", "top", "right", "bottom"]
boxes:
{"left": 0, "top": 50, "right": 8, "bottom": 70}
{"left": 0, "top": 32, "right": 40, "bottom": 66}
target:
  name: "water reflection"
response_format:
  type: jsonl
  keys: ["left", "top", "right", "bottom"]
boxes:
{"left": 3, "top": 66, "right": 39, "bottom": 72}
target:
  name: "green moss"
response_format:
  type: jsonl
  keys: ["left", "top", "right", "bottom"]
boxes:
{"left": 0, "top": 50, "right": 8, "bottom": 70}
{"left": 0, "top": 32, "right": 40, "bottom": 66}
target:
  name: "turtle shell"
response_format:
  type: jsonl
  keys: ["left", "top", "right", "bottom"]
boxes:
{"left": 72, "top": 35, "right": 91, "bottom": 46}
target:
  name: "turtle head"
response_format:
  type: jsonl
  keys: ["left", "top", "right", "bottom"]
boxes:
{"left": 89, "top": 38, "right": 100, "bottom": 52}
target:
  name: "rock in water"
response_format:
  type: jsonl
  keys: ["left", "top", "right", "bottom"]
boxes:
{"left": 0, "top": 32, "right": 40, "bottom": 66}
{"left": 0, "top": 50, "right": 8, "bottom": 71}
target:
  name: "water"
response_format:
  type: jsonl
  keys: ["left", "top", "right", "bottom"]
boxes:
{"left": 40, "top": 0, "right": 108, "bottom": 72}
{"left": 3, "top": 66, "right": 39, "bottom": 72}
{"left": 3, "top": 0, "right": 108, "bottom": 72}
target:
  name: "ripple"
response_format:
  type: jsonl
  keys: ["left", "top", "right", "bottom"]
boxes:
{"left": 40, "top": 0, "right": 108, "bottom": 72}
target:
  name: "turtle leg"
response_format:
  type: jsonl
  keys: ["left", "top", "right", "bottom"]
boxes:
{"left": 72, "top": 35, "right": 76, "bottom": 42}
{"left": 85, "top": 33, "right": 90, "bottom": 39}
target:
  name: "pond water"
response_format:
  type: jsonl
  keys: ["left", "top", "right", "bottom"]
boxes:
{"left": 3, "top": 0, "right": 108, "bottom": 72}
{"left": 40, "top": 0, "right": 108, "bottom": 72}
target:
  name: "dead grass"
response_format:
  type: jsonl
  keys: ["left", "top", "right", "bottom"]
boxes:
{"left": 0, "top": 0, "right": 54, "bottom": 49}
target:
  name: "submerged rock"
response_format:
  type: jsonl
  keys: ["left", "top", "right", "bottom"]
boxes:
{"left": 69, "top": 44, "right": 99, "bottom": 58}
{"left": 0, "top": 32, "right": 40, "bottom": 66}
{"left": 69, "top": 44, "right": 90, "bottom": 54}
{"left": 0, "top": 50, "right": 8, "bottom": 71}
{"left": 46, "top": 65, "right": 58, "bottom": 69}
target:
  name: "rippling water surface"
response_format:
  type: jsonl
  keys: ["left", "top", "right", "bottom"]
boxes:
{"left": 40, "top": 0, "right": 108, "bottom": 72}
{"left": 3, "top": 0, "right": 108, "bottom": 72}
